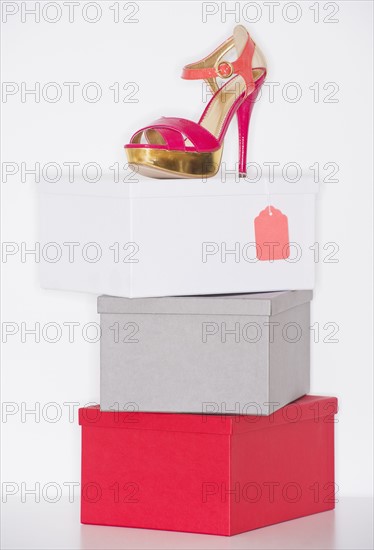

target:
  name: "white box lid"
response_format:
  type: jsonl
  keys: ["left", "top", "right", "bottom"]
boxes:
{"left": 38, "top": 175, "right": 319, "bottom": 199}
{"left": 98, "top": 290, "right": 313, "bottom": 316}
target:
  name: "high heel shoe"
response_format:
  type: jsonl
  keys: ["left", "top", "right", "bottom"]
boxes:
{"left": 125, "top": 25, "right": 267, "bottom": 179}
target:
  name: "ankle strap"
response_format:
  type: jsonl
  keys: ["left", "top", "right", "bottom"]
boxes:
{"left": 181, "top": 25, "right": 256, "bottom": 96}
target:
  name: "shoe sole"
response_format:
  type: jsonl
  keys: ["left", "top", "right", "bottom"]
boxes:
{"left": 125, "top": 146, "right": 223, "bottom": 179}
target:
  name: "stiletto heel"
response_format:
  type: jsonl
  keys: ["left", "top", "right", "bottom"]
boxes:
{"left": 237, "top": 72, "right": 266, "bottom": 177}
{"left": 125, "top": 25, "right": 267, "bottom": 179}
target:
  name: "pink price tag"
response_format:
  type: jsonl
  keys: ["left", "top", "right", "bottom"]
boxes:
{"left": 254, "top": 206, "right": 290, "bottom": 261}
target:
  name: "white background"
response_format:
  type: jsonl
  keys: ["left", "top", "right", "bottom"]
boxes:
{"left": 1, "top": 1, "right": 373, "bottom": 548}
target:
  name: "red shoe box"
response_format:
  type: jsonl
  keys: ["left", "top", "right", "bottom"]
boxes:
{"left": 79, "top": 395, "right": 337, "bottom": 536}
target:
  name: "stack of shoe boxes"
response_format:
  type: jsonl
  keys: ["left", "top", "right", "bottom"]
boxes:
{"left": 38, "top": 174, "right": 337, "bottom": 535}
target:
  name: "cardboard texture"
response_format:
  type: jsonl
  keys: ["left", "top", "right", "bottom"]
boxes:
{"left": 98, "top": 290, "right": 312, "bottom": 414}
{"left": 38, "top": 177, "right": 319, "bottom": 297}
{"left": 79, "top": 395, "right": 338, "bottom": 536}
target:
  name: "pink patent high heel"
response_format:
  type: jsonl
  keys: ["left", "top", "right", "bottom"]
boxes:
{"left": 237, "top": 73, "right": 266, "bottom": 177}
{"left": 125, "top": 25, "right": 267, "bottom": 179}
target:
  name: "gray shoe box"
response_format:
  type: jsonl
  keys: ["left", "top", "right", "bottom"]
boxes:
{"left": 99, "top": 290, "right": 312, "bottom": 415}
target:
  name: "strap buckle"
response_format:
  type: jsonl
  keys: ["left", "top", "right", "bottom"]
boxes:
{"left": 216, "top": 60, "right": 234, "bottom": 79}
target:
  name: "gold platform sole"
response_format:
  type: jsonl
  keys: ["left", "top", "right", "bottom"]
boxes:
{"left": 125, "top": 146, "right": 223, "bottom": 179}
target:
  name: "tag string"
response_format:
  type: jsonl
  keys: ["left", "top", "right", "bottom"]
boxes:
{"left": 265, "top": 180, "right": 272, "bottom": 216}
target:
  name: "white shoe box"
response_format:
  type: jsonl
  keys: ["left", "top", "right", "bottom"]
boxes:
{"left": 38, "top": 176, "right": 318, "bottom": 298}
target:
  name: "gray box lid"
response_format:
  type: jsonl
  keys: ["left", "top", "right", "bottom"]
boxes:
{"left": 98, "top": 290, "right": 312, "bottom": 316}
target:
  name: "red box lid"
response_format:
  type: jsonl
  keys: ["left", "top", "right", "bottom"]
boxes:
{"left": 79, "top": 395, "right": 337, "bottom": 435}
